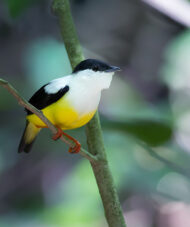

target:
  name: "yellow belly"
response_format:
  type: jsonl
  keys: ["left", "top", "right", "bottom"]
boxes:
{"left": 27, "top": 98, "right": 96, "bottom": 130}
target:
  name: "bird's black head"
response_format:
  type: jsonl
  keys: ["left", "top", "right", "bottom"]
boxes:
{"left": 73, "top": 59, "right": 120, "bottom": 73}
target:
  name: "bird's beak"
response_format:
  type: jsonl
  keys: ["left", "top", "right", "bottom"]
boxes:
{"left": 105, "top": 66, "right": 121, "bottom": 72}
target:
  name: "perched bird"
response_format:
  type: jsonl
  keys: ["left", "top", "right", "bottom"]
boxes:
{"left": 18, "top": 59, "right": 120, "bottom": 153}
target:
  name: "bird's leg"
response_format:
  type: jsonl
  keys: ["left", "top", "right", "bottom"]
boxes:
{"left": 52, "top": 126, "right": 81, "bottom": 153}
{"left": 62, "top": 131, "right": 81, "bottom": 154}
{"left": 52, "top": 127, "right": 63, "bottom": 140}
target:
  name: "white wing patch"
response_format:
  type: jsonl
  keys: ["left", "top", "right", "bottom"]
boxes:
{"left": 44, "top": 75, "right": 72, "bottom": 94}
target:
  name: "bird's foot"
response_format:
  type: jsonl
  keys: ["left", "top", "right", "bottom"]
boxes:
{"left": 68, "top": 140, "right": 81, "bottom": 154}
{"left": 52, "top": 127, "right": 81, "bottom": 153}
{"left": 52, "top": 127, "right": 63, "bottom": 140}
{"left": 61, "top": 131, "right": 81, "bottom": 153}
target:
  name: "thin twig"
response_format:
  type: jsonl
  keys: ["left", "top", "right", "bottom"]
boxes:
{"left": 140, "top": 142, "right": 190, "bottom": 178}
{"left": 0, "top": 78, "right": 97, "bottom": 162}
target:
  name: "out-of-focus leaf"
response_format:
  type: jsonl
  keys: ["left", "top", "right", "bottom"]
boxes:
{"left": 24, "top": 38, "right": 71, "bottom": 89}
{"left": 157, "top": 172, "right": 190, "bottom": 202}
{"left": 43, "top": 160, "right": 104, "bottom": 227}
{"left": 103, "top": 118, "right": 173, "bottom": 146}
{"left": 161, "top": 30, "right": 190, "bottom": 152}
{"left": 161, "top": 29, "right": 190, "bottom": 91}
{"left": 3, "top": 0, "right": 40, "bottom": 18}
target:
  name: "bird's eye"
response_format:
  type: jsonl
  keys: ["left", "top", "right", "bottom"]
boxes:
{"left": 92, "top": 65, "right": 99, "bottom": 71}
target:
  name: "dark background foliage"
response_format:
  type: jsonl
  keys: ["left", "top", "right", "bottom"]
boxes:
{"left": 0, "top": 0, "right": 190, "bottom": 226}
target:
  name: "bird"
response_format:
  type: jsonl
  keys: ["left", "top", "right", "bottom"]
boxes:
{"left": 18, "top": 59, "right": 120, "bottom": 154}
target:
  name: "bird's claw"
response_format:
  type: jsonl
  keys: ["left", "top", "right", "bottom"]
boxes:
{"left": 68, "top": 141, "right": 81, "bottom": 154}
{"left": 52, "top": 127, "right": 63, "bottom": 140}
{"left": 52, "top": 127, "right": 81, "bottom": 154}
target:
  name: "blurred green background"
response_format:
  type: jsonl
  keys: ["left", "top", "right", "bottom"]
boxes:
{"left": 1, "top": 0, "right": 190, "bottom": 226}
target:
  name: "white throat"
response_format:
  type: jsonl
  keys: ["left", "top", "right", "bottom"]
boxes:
{"left": 74, "top": 69, "right": 114, "bottom": 91}
{"left": 66, "top": 69, "right": 114, "bottom": 115}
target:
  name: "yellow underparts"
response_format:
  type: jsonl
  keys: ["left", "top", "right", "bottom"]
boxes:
{"left": 27, "top": 98, "right": 96, "bottom": 130}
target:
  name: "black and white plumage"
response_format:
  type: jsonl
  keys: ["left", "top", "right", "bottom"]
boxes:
{"left": 18, "top": 59, "right": 120, "bottom": 153}
{"left": 26, "top": 85, "right": 69, "bottom": 115}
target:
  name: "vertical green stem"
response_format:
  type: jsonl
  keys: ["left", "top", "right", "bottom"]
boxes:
{"left": 86, "top": 115, "right": 126, "bottom": 227}
{"left": 52, "top": 0, "right": 84, "bottom": 67}
{"left": 52, "top": 1, "right": 127, "bottom": 226}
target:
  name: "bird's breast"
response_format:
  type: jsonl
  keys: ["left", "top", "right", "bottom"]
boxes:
{"left": 64, "top": 85, "right": 101, "bottom": 116}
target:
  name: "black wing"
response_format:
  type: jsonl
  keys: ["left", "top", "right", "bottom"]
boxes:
{"left": 26, "top": 84, "right": 69, "bottom": 115}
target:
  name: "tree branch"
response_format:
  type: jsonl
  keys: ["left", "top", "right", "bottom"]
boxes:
{"left": 52, "top": 0, "right": 127, "bottom": 226}
{"left": 140, "top": 142, "right": 190, "bottom": 178}
{"left": 0, "top": 78, "right": 97, "bottom": 162}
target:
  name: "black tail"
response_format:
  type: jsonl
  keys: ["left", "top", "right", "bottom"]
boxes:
{"left": 18, "top": 121, "right": 40, "bottom": 153}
